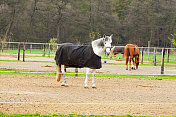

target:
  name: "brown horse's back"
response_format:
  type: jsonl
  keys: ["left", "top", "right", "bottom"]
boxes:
{"left": 124, "top": 44, "right": 139, "bottom": 57}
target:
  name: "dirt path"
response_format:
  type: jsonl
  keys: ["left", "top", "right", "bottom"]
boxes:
{"left": 0, "top": 75, "right": 176, "bottom": 116}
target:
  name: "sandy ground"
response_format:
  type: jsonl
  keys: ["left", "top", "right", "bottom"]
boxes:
{"left": 0, "top": 55, "right": 176, "bottom": 116}
{"left": 0, "top": 57, "right": 176, "bottom": 75}
{"left": 0, "top": 75, "right": 176, "bottom": 116}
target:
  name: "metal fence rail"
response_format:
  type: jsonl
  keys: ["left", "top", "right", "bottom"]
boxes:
{"left": 0, "top": 41, "right": 59, "bottom": 57}
{"left": 0, "top": 41, "right": 175, "bottom": 62}
{"left": 0, "top": 41, "right": 175, "bottom": 75}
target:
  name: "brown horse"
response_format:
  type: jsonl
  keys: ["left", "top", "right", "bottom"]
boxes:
{"left": 124, "top": 44, "right": 139, "bottom": 70}
{"left": 109, "top": 46, "right": 125, "bottom": 60}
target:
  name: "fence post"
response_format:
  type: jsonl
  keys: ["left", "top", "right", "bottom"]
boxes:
{"left": 48, "top": 43, "right": 50, "bottom": 57}
{"left": 154, "top": 47, "right": 156, "bottom": 66}
{"left": 141, "top": 47, "right": 143, "bottom": 64}
{"left": 75, "top": 68, "right": 78, "bottom": 77}
{"left": 161, "top": 48, "right": 165, "bottom": 74}
{"left": 18, "top": 43, "right": 21, "bottom": 61}
{"left": 148, "top": 41, "right": 150, "bottom": 60}
{"left": 30, "top": 44, "right": 32, "bottom": 54}
{"left": 23, "top": 42, "right": 26, "bottom": 62}
{"left": 167, "top": 49, "right": 170, "bottom": 63}
{"left": 1, "top": 42, "right": 3, "bottom": 53}
{"left": 43, "top": 44, "right": 46, "bottom": 56}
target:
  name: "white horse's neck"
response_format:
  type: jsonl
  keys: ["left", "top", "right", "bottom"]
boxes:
{"left": 92, "top": 38, "right": 105, "bottom": 56}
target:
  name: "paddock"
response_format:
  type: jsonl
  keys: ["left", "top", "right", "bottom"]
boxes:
{"left": 0, "top": 54, "right": 176, "bottom": 116}
{"left": 0, "top": 74, "right": 176, "bottom": 116}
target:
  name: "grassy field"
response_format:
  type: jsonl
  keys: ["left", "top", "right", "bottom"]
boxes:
{"left": 1, "top": 49, "right": 176, "bottom": 64}
{"left": 102, "top": 53, "right": 176, "bottom": 64}
{"left": 0, "top": 69, "right": 175, "bottom": 80}
{"left": 1, "top": 49, "right": 55, "bottom": 55}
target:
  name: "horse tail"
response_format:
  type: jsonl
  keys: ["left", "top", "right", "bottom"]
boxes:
{"left": 124, "top": 45, "right": 130, "bottom": 57}
{"left": 56, "top": 64, "right": 62, "bottom": 82}
{"left": 109, "top": 46, "right": 115, "bottom": 59}
{"left": 124, "top": 46, "right": 127, "bottom": 57}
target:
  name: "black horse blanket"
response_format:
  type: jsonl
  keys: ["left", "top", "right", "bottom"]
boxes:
{"left": 55, "top": 43, "right": 102, "bottom": 69}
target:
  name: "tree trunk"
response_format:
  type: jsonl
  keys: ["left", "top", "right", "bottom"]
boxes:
{"left": 3, "top": 8, "right": 16, "bottom": 42}
{"left": 56, "top": 8, "right": 62, "bottom": 43}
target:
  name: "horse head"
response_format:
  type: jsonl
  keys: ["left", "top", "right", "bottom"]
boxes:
{"left": 135, "top": 55, "right": 139, "bottom": 69}
{"left": 92, "top": 34, "right": 112, "bottom": 56}
{"left": 103, "top": 34, "right": 113, "bottom": 56}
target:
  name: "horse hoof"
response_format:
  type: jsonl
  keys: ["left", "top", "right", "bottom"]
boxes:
{"left": 61, "top": 83, "right": 69, "bottom": 87}
{"left": 92, "top": 86, "right": 96, "bottom": 88}
{"left": 84, "top": 86, "right": 88, "bottom": 89}
{"left": 64, "top": 84, "right": 69, "bottom": 87}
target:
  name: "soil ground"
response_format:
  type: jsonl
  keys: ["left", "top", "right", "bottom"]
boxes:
{"left": 0, "top": 56, "right": 176, "bottom": 116}
{"left": 0, "top": 56, "right": 176, "bottom": 75}
{"left": 0, "top": 75, "right": 176, "bottom": 116}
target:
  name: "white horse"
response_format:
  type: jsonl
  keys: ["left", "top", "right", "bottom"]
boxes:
{"left": 55, "top": 34, "right": 112, "bottom": 88}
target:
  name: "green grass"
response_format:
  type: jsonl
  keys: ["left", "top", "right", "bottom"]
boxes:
{"left": 0, "top": 54, "right": 55, "bottom": 58}
{"left": 0, "top": 69, "right": 175, "bottom": 80}
{"left": 0, "top": 60, "right": 55, "bottom": 63}
{"left": 102, "top": 53, "right": 176, "bottom": 64}
{"left": 102, "top": 62, "right": 176, "bottom": 67}
{"left": 1, "top": 49, "right": 56, "bottom": 55}
{"left": 0, "top": 114, "right": 142, "bottom": 117}
{"left": 1, "top": 49, "right": 176, "bottom": 64}
{"left": 1, "top": 49, "right": 176, "bottom": 66}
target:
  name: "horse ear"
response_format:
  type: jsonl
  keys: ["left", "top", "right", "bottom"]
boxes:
{"left": 110, "top": 34, "right": 113, "bottom": 38}
{"left": 103, "top": 34, "right": 106, "bottom": 38}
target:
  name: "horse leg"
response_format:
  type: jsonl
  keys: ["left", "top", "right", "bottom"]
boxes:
{"left": 92, "top": 69, "right": 96, "bottom": 88}
{"left": 61, "top": 65, "right": 68, "bottom": 87}
{"left": 131, "top": 57, "right": 135, "bottom": 70}
{"left": 116, "top": 54, "right": 118, "bottom": 59}
{"left": 110, "top": 55, "right": 112, "bottom": 60}
{"left": 85, "top": 68, "right": 90, "bottom": 88}
{"left": 110, "top": 53, "right": 112, "bottom": 60}
{"left": 129, "top": 56, "right": 132, "bottom": 71}
{"left": 126, "top": 57, "right": 129, "bottom": 70}
{"left": 56, "top": 64, "right": 62, "bottom": 82}
{"left": 122, "top": 54, "right": 124, "bottom": 60}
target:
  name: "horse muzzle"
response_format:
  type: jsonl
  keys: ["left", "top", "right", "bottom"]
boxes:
{"left": 105, "top": 47, "right": 111, "bottom": 56}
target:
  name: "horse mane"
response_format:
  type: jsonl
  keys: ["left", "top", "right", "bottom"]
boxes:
{"left": 91, "top": 38, "right": 104, "bottom": 56}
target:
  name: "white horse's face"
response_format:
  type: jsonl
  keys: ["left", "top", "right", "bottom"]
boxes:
{"left": 103, "top": 34, "right": 112, "bottom": 55}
